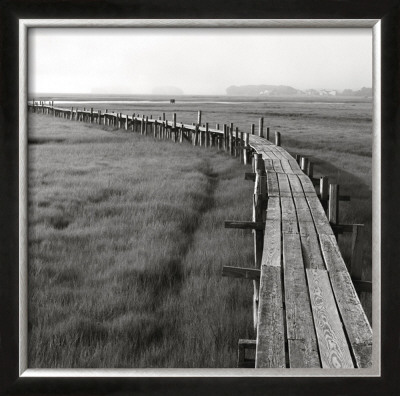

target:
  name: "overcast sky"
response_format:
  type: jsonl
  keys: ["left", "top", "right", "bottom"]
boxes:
{"left": 28, "top": 28, "right": 372, "bottom": 95}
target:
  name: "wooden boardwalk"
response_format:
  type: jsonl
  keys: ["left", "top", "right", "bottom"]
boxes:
{"left": 28, "top": 102, "right": 372, "bottom": 369}
{"left": 248, "top": 135, "right": 372, "bottom": 369}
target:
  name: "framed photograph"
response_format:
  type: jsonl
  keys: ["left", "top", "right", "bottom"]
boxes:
{"left": 1, "top": 1, "right": 399, "bottom": 395}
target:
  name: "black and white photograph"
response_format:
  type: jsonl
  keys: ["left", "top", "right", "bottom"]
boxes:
{"left": 24, "top": 22, "right": 376, "bottom": 372}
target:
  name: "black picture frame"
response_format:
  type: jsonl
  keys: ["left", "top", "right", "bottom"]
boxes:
{"left": 1, "top": 1, "right": 399, "bottom": 395}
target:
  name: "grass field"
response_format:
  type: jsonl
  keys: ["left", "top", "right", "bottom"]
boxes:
{"left": 28, "top": 96, "right": 373, "bottom": 367}
{"left": 28, "top": 113, "right": 255, "bottom": 368}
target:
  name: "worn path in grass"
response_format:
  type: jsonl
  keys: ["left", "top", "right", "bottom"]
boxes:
{"left": 28, "top": 113, "right": 254, "bottom": 368}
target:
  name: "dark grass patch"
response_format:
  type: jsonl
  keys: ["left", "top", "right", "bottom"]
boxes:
{"left": 29, "top": 137, "right": 66, "bottom": 145}
{"left": 47, "top": 215, "right": 70, "bottom": 230}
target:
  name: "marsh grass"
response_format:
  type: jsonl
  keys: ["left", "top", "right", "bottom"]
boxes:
{"left": 28, "top": 114, "right": 254, "bottom": 368}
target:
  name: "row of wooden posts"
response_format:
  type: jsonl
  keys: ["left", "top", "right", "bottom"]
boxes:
{"left": 29, "top": 101, "right": 281, "bottom": 164}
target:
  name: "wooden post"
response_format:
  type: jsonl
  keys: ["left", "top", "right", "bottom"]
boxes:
{"left": 307, "top": 161, "right": 314, "bottom": 178}
{"left": 194, "top": 125, "right": 199, "bottom": 146}
{"left": 173, "top": 113, "right": 176, "bottom": 129}
{"left": 235, "top": 127, "right": 240, "bottom": 157}
{"left": 295, "top": 154, "right": 301, "bottom": 164}
{"left": 244, "top": 133, "right": 250, "bottom": 165}
{"left": 251, "top": 123, "right": 255, "bottom": 135}
{"left": 145, "top": 116, "right": 148, "bottom": 135}
{"left": 229, "top": 127, "right": 234, "bottom": 156}
{"left": 301, "top": 157, "right": 309, "bottom": 174}
{"left": 205, "top": 123, "right": 209, "bottom": 148}
{"left": 124, "top": 114, "right": 128, "bottom": 130}
{"left": 328, "top": 184, "right": 339, "bottom": 233}
{"left": 223, "top": 124, "right": 227, "bottom": 151}
{"left": 197, "top": 110, "right": 202, "bottom": 125}
{"left": 259, "top": 117, "right": 264, "bottom": 138}
{"left": 216, "top": 123, "right": 219, "bottom": 130}
{"left": 141, "top": 118, "right": 145, "bottom": 135}
{"left": 237, "top": 339, "right": 256, "bottom": 368}
{"left": 240, "top": 131, "right": 244, "bottom": 163}
{"left": 70, "top": 107, "right": 74, "bottom": 120}
{"left": 275, "top": 131, "right": 281, "bottom": 146}
{"left": 218, "top": 134, "right": 222, "bottom": 150}
{"left": 320, "top": 176, "right": 329, "bottom": 211}
{"left": 90, "top": 108, "right": 94, "bottom": 123}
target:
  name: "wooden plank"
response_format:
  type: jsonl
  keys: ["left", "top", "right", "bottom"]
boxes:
{"left": 256, "top": 266, "right": 286, "bottom": 368}
{"left": 273, "top": 159, "right": 284, "bottom": 173}
{"left": 292, "top": 196, "right": 326, "bottom": 270}
{"left": 283, "top": 233, "right": 321, "bottom": 368}
{"left": 261, "top": 197, "right": 281, "bottom": 268}
{"left": 224, "top": 220, "right": 265, "bottom": 230}
{"left": 277, "top": 173, "right": 291, "bottom": 197}
{"left": 300, "top": 232, "right": 326, "bottom": 270}
{"left": 319, "top": 234, "right": 373, "bottom": 367}
{"left": 281, "top": 196, "right": 298, "bottom": 234}
{"left": 222, "top": 266, "right": 261, "bottom": 280}
{"left": 267, "top": 172, "right": 279, "bottom": 197}
{"left": 280, "top": 159, "right": 294, "bottom": 174}
{"left": 298, "top": 174, "right": 316, "bottom": 196}
{"left": 307, "top": 196, "right": 335, "bottom": 236}
{"left": 287, "top": 174, "right": 303, "bottom": 196}
{"left": 306, "top": 268, "right": 354, "bottom": 368}
{"left": 264, "top": 159, "right": 274, "bottom": 172}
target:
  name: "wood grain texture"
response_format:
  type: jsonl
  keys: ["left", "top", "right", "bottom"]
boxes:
{"left": 281, "top": 196, "right": 299, "bottom": 234}
{"left": 261, "top": 197, "right": 281, "bottom": 268}
{"left": 272, "top": 159, "right": 284, "bottom": 173}
{"left": 306, "top": 269, "right": 354, "bottom": 368}
{"left": 267, "top": 172, "right": 279, "bottom": 197}
{"left": 256, "top": 265, "right": 286, "bottom": 368}
{"left": 298, "top": 174, "right": 317, "bottom": 196}
{"left": 287, "top": 174, "right": 304, "bottom": 195}
{"left": 307, "top": 196, "right": 335, "bottom": 236}
{"left": 264, "top": 159, "right": 274, "bottom": 172}
{"left": 277, "top": 173, "right": 292, "bottom": 197}
{"left": 279, "top": 159, "right": 295, "bottom": 174}
{"left": 283, "top": 233, "right": 320, "bottom": 368}
{"left": 319, "top": 234, "right": 373, "bottom": 367}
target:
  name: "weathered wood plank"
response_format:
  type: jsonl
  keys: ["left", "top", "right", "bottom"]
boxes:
{"left": 283, "top": 233, "right": 320, "bottom": 368}
{"left": 261, "top": 197, "right": 281, "bottom": 268}
{"left": 287, "top": 174, "right": 304, "bottom": 195}
{"left": 319, "top": 234, "right": 373, "bottom": 367}
{"left": 272, "top": 159, "right": 284, "bottom": 173}
{"left": 281, "top": 196, "right": 298, "bottom": 234}
{"left": 264, "top": 159, "right": 274, "bottom": 172}
{"left": 292, "top": 196, "right": 326, "bottom": 270}
{"left": 280, "top": 159, "right": 295, "bottom": 174}
{"left": 307, "top": 196, "right": 335, "bottom": 236}
{"left": 224, "top": 220, "right": 265, "bottom": 230}
{"left": 306, "top": 269, "right": 354, "bottom": 368}
{"left": 298, "top": 174, "right": 317, "bottom": 196}
{"left": 267, "top": 172, "right": 279, "bottom": 197}
{"left": 277, "top": 173, "right": 291, "bottom": 197}
{"left": 256, "top": 266, "right": 286, "bottom": 368}
{"left": 222, "top": 266, "right": 261, "bottom": 280}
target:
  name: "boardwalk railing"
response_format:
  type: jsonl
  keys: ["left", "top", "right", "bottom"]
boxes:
{"left": 28, "top": 100, "right": 372, "bottom": 369}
